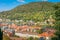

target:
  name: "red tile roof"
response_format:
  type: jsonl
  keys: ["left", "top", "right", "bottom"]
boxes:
{"left": 38, "top": 32, "right": 54, "bottom": 37}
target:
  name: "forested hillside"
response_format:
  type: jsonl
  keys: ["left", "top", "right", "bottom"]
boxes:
{"left": 0, "top": 2, "right": 60, "bottom": 22}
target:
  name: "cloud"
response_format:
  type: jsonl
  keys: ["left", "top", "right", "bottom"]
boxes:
{"left": 17, "top": 0, "right": 25, "bottom": 2}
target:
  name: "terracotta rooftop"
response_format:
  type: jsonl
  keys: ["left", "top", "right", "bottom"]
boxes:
{"left": 38, "top": 32, "right": 54, "bottom": 37}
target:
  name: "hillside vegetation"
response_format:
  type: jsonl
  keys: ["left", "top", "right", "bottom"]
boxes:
{"left": 0, "top": 2, "right": 60, "bottom": 22}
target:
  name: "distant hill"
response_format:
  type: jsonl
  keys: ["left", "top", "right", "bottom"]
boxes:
{"left": 11, "top": 2, "right": 54, "bottom": 13}
{"left": 0, "top": 2, "right": 60, "bottom": 22}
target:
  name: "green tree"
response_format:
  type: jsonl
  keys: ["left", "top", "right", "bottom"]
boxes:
{"left": 51, "top": 31, "right": 60, "bottom": 40}
{"left": 51, "top": 4, "right": 60, "bottom": 40}
{"left": 27, "top": 37, "right": 33, "bottom": 40}
{"left": 55, "top": 9, "right": 60, "bottom": 21}
{"left": 34, "top": 37, "right": 39, "bottom": 40}
{"left": 0, "top": 28, "right": 3, "bottom": 40}
{"left": 36, "top": 29, "right": 43, "bottom": 34}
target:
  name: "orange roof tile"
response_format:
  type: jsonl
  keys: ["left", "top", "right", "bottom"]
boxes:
{"left": 38, "top": 32, "right": 54, "bottom": 37}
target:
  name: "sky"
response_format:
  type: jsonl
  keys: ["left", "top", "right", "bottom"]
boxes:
{"left": 0, "top": 0, "right": 60, "bottom": 12}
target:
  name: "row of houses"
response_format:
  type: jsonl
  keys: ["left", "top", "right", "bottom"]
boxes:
{"left": 0, "top": 16, "right": 55, "bottom": 40}
{"left": 0, "top": 23, "right": 41, "bottom": 36}
{"left": 0, "top": 22, "right": 56, "bottom": 40}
